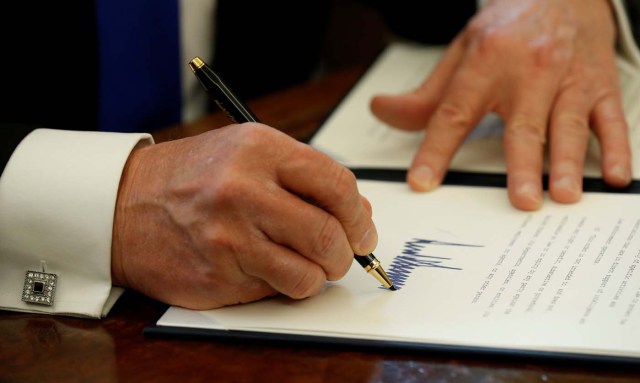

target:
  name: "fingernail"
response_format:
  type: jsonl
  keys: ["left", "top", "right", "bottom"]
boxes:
{"left": 409, "top": 165, "right": 437, "bottom": 191}
{"left": 516, "top": 181, "right": 542, "bottom": 209}
{"left": 610, "top": 164, "right": 631, "bottom": 184}
{"left": 553, "top": 176, "right": 580, "bottom": 200}
{"left": 358, "top": 226, "right": 378, "bottom": 255}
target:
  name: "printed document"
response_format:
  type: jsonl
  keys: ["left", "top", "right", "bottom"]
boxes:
{"left": 158, "top": 181, "right": 640, "bottom": 359}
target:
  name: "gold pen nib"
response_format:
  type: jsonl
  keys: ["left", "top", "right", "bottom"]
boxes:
{"left": 188, "top": 56, "right": 205, "bottom": 72}
{"left": 356, "top": 253, "right": 395, "bottom": 290}
{"left": 372, "top": 265, "right": 396, "bottom": 290}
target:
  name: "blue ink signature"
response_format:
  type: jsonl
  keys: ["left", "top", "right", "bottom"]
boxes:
{"left": 383, "top": 238, "right": 482, "bottom": 289}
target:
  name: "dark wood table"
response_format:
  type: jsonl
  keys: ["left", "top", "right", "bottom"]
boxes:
{"left": 2, "top": 67, "right": 639, "bottom": 383}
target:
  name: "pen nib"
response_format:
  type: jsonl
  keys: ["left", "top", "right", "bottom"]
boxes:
{"left": 354, "top": 253, "right": 396, "bottom": 290}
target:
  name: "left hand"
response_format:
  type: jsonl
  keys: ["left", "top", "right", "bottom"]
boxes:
{"left": 370, "top": 0, "right": 632, "bottom": 211}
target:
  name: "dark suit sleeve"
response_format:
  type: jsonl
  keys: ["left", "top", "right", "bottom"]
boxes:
{"left": 0, "top": 1, "right": 99, "bottom": 132}
{"left": 623, "top": 0, "right": 640, "bottom": 48}
{"left": 0, "top": 2, "right": 98, "bottom": 175}
{"left": 0, "top": 124, "right": 37, "bottom": 177}
{"left": 363, "top": 0, "right": 477, "bottom": 45}
{"left": 213, "top": 1, "right": 333, "bottom": 100}
{"left": 212, "top": 1, "right": 476, "bottom": 101}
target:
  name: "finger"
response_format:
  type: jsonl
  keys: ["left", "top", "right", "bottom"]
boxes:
{"left": 547, "top": 86, "right": 591, "bottom": 204}
{"left": 277, "top": 143, "right": 377, "bottom": 255}
{"left": 256, "top": 186, "right": 354, "bottom": 281}
{"left": 406, "top": 57, "right": 494, "bottom": 192}
{"left": 239, "top": 239, "right": 327, "bottom": 300}
{"left": 590, "top": 91, "right": 633, "bottom": 188}
{"left": 503, "top": 82, "right": 558, "bottom": 211}
{"left": 370, "top": 37, "right": 467, "bottom": 131}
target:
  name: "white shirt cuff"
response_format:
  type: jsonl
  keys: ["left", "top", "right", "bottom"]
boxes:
{"left": 0, "top": 129, "right": 153, "bottom": 318}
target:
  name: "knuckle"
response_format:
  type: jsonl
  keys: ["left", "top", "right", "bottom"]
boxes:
{"left": 434, "top": 102, "right": 475, "bottom": 139}
{"left": 308, "top": 216, "right": 353, "bottom": 281}
{"left": 467, "top": 23, "right": 513, "bottom": 57}
{"left": 329, "top": 166, "right": 358, "bottom": 202}
{"left": 237, "top": 121, "right": 273, "bottom": 138}
{"left": 465, "top": 13, "right": 499, "bottom": 49}
{"left": 208, "top": 177, "right": 244, "bottom": 206}
{"left": 309, "top": 215, "right": 344, "bottom": 263}
{"left": 594, "top": 91, "right": 626, "bottom": 124}
{"left": 327, "top": 255, "right": 352, "bottom": 281}
{"left": 531, "top": 40, "right": 571, "bottom": 70}
{"left": 307, "top": 155, "right": 359, "bottom": 212}
{"left": 287, "top": 270, "right": 322, "bottom": 299}
{"left": 288, "top": 143, "right": 343, "bottom": 180}
{"left": 477, "top": 28, "right": 507, "bottom": 52}
{"left": 555, "top": 113, "right": 588, "bottom": 136}
{"left": 235, "top": 122, "right": 282, "bottom": 152}
{"left": 467, "top": 19, "right": 574, "bottom": 71}
{"left": 200, "top": 222, "right": 236, "bottom": 254}
{"left": 600, "top": 111, "right": 627, "bottom": 128}
{"left": 505, "top": 117, "right": 547, "bottom": 146}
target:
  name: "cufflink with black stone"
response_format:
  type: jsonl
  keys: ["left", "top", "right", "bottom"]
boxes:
{"left": 22, "top": 261, "right": 57, "bottom": 306}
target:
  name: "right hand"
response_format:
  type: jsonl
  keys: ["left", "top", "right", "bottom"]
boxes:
{"left": 110, "top": 123, "right": 377, "bottom": 309}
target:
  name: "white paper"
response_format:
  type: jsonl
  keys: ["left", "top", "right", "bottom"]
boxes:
{"left": 158, "top": 181, "right": 640, "bottom": 358}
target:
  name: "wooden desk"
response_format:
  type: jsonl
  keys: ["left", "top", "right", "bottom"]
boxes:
{"left": 1, "top": 67, "right": 639, "bottom": 383}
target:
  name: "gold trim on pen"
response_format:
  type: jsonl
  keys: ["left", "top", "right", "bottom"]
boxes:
{"left": 188, "top": 57, "right": 205, "bottom": 72}
{"left": 363, "top": 258, "right": 394, "bottom": 289}
{"left": 362, "top": 258, "right": 379, "bottom": 272}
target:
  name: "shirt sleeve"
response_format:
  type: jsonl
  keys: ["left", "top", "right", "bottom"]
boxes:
{"left": 0, "top": 129, "right": 153, "bottom": 318}
{"left": 612, "top": 0, "right": 640, "bottom": 66}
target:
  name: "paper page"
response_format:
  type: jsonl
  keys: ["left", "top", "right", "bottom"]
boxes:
{"left": 158, "top": 181, "right": 640, "bottom": 358}
{"left": 309, "top": 42, "right": 640, "bottom": 178}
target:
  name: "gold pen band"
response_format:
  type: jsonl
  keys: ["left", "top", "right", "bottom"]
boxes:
{"left": 362, "top": 258, "right": 379, "bottom": 272}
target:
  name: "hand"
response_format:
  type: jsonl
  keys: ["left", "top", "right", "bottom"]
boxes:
{"left": 110, "top": 123, "right": 377, "bottom": 309}
{"left": 370, "top": 0, "right": 632, "bottom": 210}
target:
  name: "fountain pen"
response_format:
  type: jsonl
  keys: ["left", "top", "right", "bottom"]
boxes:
{"left": 188, "top": 56, "right": 396, "bottom": 290}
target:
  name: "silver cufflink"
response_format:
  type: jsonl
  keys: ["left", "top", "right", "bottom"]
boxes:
{"left": 22, "top": 260, "right": 57, "bottom": 306}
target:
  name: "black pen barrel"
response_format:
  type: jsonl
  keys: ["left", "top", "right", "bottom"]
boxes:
{"left": 190, "top": 58, "right": 259, "bottom": 123}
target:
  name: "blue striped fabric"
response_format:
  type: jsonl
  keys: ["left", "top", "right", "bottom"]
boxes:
{"left": 95, "top": 0, "right": 181, "bottom": 132}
